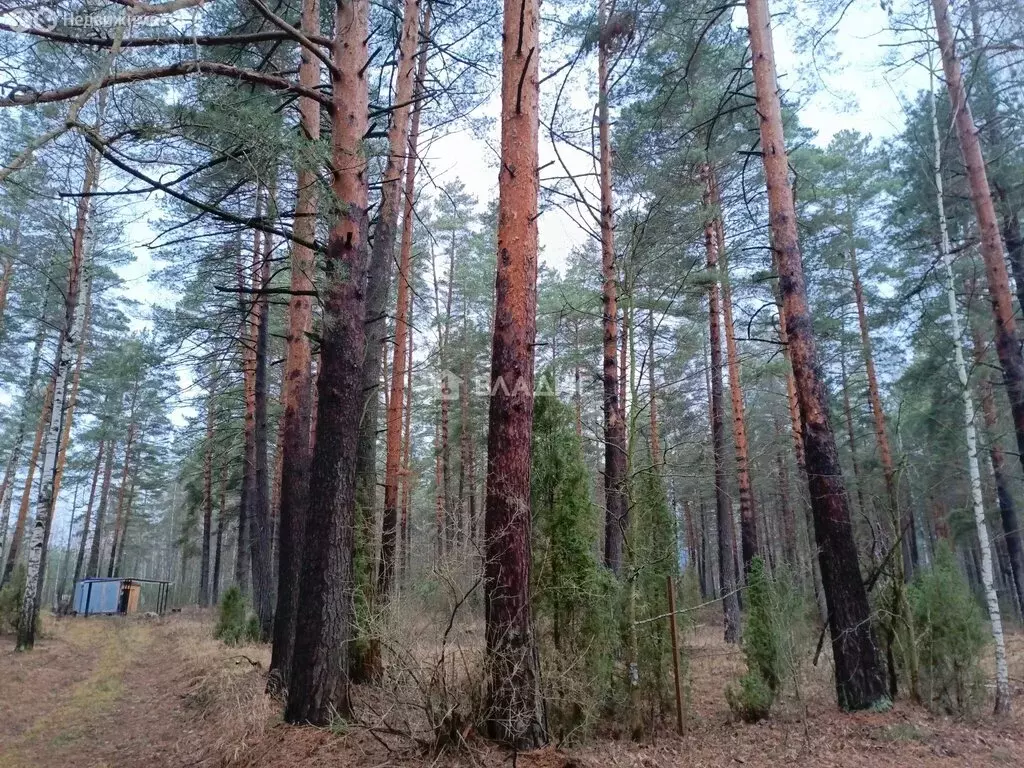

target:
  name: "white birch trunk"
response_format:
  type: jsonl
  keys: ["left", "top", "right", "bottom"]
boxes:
{"left": 930, "top": 66, "right": 1011, "bottom": 714}
{"left": 16, "top": 211, "right": 94, "bottom": 650}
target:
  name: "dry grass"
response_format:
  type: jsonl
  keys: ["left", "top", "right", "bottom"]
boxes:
{"left": 2, "top": 602, "right": 1023, "bottom": 767}
{"left": 166, "top": 611, "right": 276, "bottom": 764}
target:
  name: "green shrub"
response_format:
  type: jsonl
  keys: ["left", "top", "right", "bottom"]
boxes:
{"left": 215, "top": 586, "right": 261, "bottom": 645}
{"left": 726, "top": 557, "right": 807, "bottom": 722}
{"left": 531, "top": 376, "right": 617, "bottom": 741}
{"left": 726, "top": 667, "right": 774, "bottom": 722}
{"left": 910, "top": 543, "right": 986, "bottom": 715}
{"left": 0, "top": 564, "right": 26, "bottom": 635}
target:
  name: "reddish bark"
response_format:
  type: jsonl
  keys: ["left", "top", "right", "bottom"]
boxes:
{"left": 745, "top": 0, "right": 885, "bottom": 709}
{"left": 599, "top": 0, "right": 627, "bottom": 575}
{"left": 285, "top": 0, "right": 371, "bottom": 726}
{"left": 355, "top": 0, "right": 424, "bottom": 529}
{"left": 400, "top": 290, "right": 415, "bottom": 581}
{"left": 711, "top": 166, "right": 759, "bottom": 572}
{"left": 48, "top": 278, "right": 92, "bottom": 509}
{"left": 773, "top": 415, "right": 797, "bottom": 565}
{"left": 703, "top": 162, "right": 740, "bottom": 644}
{"left": 379, "top": 1, "right": 429, "bottom": 599}
{"left": 850, "top": 246, "right": 915, "bottom": 576}
{"left": 932, "top": 0, "right": 1024, "bottom": 534}
{"left": 969, "top": 313, "right": 1024, "bottom": 620}
{"left": 0, "top": 290, "right": 50, "bottom": 567}
{"left": 213, "top": 457, "right": 228, "bottom": 605}
{"left": 483, "top": 0, "right": 546, "bottom": 746}
{"left": 647, "top": 312, "right": 660, "bottom": 464}
{"left": 269, "top": 0, "right": 321, "bottom": 687}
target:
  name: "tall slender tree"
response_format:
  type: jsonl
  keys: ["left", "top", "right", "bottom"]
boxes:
{"left": 285, "top": 0, "right": 371, "bottom": 726}
{"left": 482, "top": 0, "right": 547, "bottom": 747}
{"left": 743, "top": 0, "right": 886, "bottom": 709}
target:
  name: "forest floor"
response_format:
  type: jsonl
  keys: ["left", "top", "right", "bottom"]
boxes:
{"left": 1, "top": 610, "right": 1023, "bottom": 767}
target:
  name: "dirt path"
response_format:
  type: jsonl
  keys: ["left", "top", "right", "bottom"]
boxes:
{"left": 0, "top": 618, "right": 155, "bottom": 767}
{"left": 0, "top": 616, "right": 223, "bottom": 768}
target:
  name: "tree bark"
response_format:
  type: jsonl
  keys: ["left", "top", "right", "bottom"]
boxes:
{"left": 285, "top": 0, "right": 371, "bottom": 726}
{"left": 744, "top": 0, "right": 886, "bottom": 709}
{"left": 599, "top": 0, "right": 627, "bottom": 575}
{"left": 972, "top": 320, "right": 1024, "bottom": 617}
{"left": 400, "top": 290, "right": 415, "bottom": 581}
{"left": 0, "top": 289, "right": 51, "bottom": 570}
{"left": 931, "top": 1, "right": 1024, "bottom": 588}
{"left": 235, "top": 227, "right": 256, "bottom": 596}
{"left": 199, "top": 386, "right": 215, "bottom": 606}
{"left": 930, "top": 70, "right": 1011, "bottom": 713}
{"left": 213, "top": 457, "right": 228, "bottom": 605}
{"left": 1, "top": 379, "right": 54, "bottom": 587}
{"left": 703, "top": 163, "right": 741, "bottom": 644}
{"left": 86, "top": 439, "right": 117, "bottom": 578}
{"left": 70, "top": 437, "right": 104, "bottom": 597}
{"left": 269, "top": 0, "right": 320, "bottom": 688}
{"left": 250, "top": 180, "right": 276, "bottom": 638}
{"left": 354, "top": 0, "right": 423, "bottom": 564}
{"left": 712, "top": 166, "right": 759, "bottom": 573}
{"left": 379, "top": 4, "right": 428, "bottom": 598}
{"left": 18, "top": 151, "right": 93, "bottom": 648}
{"left": 483, "top": 0, "right": 546, "bottom": 747}
{"left": 849, "top": 243, "right": 916, "bottom": 578}
{"left": 107, "top": 390, "right": 139, "bottom": 578}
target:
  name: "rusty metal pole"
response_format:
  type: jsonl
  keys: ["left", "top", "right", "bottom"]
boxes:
{"left": 666, "top": 574, "right": 685, "bottom": 734}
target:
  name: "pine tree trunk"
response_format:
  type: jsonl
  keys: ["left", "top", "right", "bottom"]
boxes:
{"left": 355, "top": 0, "right": 424, "bottom": 542}
{"left": 114, "top": 469, "right": 138, "bottom": 577}
{"left": 107, "top": 400, "right": 138, "bottom": 578}
{"left": 250, "top": 181, "right": 276, "bottom": 638}
{"left": 400, "top": 289, "right": 415, "bottom": 580}
{"left": 744, "top": 0, "right": 886, "bottom": 709}
{"left": 0, "top": 224, "right": 16, "bottom": 336}
{"left": 703, "top": 163, "right": 741, "bottom": 644}
{"left": 483, "top": 0, "right": 546, "bottom": 747}
{"left": 647, "top": 312, "right": 661, "bottom": 464}
{"left": 930, "top": 76, "right": 1012, "bottom": 712}
{"left": 971, "top": 322, "right": 1024, "bottom": 616}
{"left": 235, "top": 228, "right": 256, "bottom": 596}
{"left": 268, "top": 0, "right": 321, "bottom": 688}
{"left": 199, "top": 388, "right": 215, "bottom": 606}
{"left": 379, "top": 0, "right": 429, "bottom": 608}
{"left": 213, "top": 458, "right": 227, "bottom": 605}
{"left": 70, "top": 438, "right": 104, "bottom": 596}
{"left": 86, "top": 439, "right": 116, "bottom": 578}
{"left": 840, "top": 343, "right": 871, "bottom": 532}
{"left": 774, "top": 415, "right": 798, "bottom": 566}
{"left": 849, "top": 244, "right": 916, "bottom": 578}
{"left": 285, "top": 0, "right": 371, "bottom": 725}
{"left": 599, "top": 0, "right": 627, "bottom": 575}
{"left": 712, "top": 166, "right": 759, "bottom": 573}
{"left": 931, "top": 0, "right": 1024, "bottom": 561}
